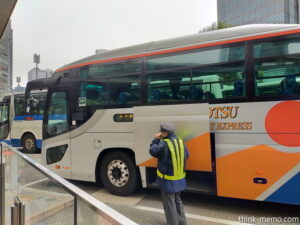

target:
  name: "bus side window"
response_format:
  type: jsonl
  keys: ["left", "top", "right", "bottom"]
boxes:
{"left": 204, "top": 91, "right": 216, "bottom": 100}
{"left": 191, "top": 85, "right": 204, "bottom": 100}
{"left": 14, "top": 95, "right": 25, "bottom": 115}
{"left": 233, "top": 80, "right": 245, "bottom": 97}
{"left": 30, "top": 93, "right": 46, "bottom": 115}
{"left": 254, "top": 37, "right": 300, "bottom": 97}
{"left": 47, "top": 92, "right": 69, "bottom": 138}
{"left": 79, "top": 82, "right": 108, "bottom": 106}
{"left": 279, "top": 75, "right": 297, "bottom": 95}
{"left": 107, "top": 75, "right": 141, "bottom": 105}
{"left": 191, "top": 63, "right": 245, "bottom": 99}
{"left": 0, "top": 104, "right": 9, "bottom": 140}
{"left": 255, "top": 59, "right": 300, "bottom": 97}
{"left": 0, "top": 105, "right": 8, "bottom": 123}
{"left": 147, "top": 70, "right": 191, "bottom": 103}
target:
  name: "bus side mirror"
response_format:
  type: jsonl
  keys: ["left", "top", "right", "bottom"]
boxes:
{"left": 26, "top": 106, "right": 30, "bottom": 114}
{"left": 26, "top": 100, "right": 31, "bottom": 113}
{"left": 26, "top": 97, "right": 39, "bottom": 113}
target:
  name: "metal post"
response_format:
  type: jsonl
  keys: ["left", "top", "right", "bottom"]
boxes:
{"left": 11, "top": 205, "right": 18, "bottom": 225}
{"left": 19, "top": 202, "right": 25, "bottom": 225}
{"left": 0, "top": 143, "right": 5, "bottom": 225}
{"left": 11, "top": 196, "right": 25, "bottom": 225}
{"left": 34, "top": 54, "right": 40, "bottom": 80}
{"left": 74, "top": 195, "right": 77, "bottom": 225}
{"left": 35, "top": 65, "right": 38, "bottom": 80}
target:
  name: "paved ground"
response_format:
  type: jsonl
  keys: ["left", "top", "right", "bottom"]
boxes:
{"left": 25, "top": 153, "right": 300, "bottom": 225}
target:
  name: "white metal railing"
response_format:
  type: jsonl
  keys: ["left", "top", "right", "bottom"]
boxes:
{"left": 0, "top": 143, "right": 138, "bottom": 225}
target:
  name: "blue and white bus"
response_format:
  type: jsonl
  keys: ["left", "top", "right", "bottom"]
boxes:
{"left": 0, "top": 91, "right": 46, "bottom": 153}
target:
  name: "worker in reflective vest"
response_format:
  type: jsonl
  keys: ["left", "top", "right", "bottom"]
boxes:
{"left": 149, "top": 122, "right": 189, "bottom": 225}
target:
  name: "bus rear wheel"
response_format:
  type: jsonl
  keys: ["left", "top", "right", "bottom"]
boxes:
{"left": 22, "top": 134, "right": 37, "bottom": 153}
{"left": 100, "top": 151, "right": 140, "bottom": 196}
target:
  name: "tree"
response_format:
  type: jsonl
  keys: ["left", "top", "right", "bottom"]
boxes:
{"left": 199, "top": 21, "right": 233, "bottom": 33}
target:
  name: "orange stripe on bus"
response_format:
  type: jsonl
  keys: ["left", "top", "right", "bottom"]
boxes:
{"left": 139, "top": 157, "right": 157, "bottom": 167}
{"left": 185, "top": 133, "right": 212, "bottom": 171}
{"left": 138, "top": 132, "right": 212, "bottom": 172}
{"left": 216, "top": 145, "right": 300, "bottom": 200}
{"left": 55, "top": 28, "right": 300, "bottom": 73}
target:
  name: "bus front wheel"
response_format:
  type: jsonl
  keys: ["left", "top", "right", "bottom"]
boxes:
{"left": 100, "top": 151, "right": 140, "bottom": 196}
{"left": 22, "top": 134, "right": 37, "bottom": 153}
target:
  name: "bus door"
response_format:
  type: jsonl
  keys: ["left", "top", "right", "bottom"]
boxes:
{"left": 42, "top": 90, "right": 71, "bottom": 179}
{"left": 134, "top": 103, "right": 215, "bottom": 193}
{"left": 0, "top": 102, "right": 10, "bottom": 142}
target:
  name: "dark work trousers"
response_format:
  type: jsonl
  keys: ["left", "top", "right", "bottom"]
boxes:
{"left": 161, "top": 189, "right": 187, "bottom": 225}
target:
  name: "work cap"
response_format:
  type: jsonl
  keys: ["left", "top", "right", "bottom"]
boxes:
{"left": 160, "top": 122, "right": 175, "bottom": 133}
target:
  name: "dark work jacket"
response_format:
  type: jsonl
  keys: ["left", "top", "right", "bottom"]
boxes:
{"left": 149, "top": 133, "right": 189, "bottom": 193}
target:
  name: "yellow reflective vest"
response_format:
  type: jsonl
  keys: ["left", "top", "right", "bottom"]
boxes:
{"left": 157, "top": 138, "right": 186, "bottom": 181}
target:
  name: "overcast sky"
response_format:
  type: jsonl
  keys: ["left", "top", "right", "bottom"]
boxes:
{"left": 11, "top": 0, "right": 217, "bottom": 86}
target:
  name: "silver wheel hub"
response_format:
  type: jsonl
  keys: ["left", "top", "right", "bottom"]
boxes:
{"left": 107, "top": 160, "right": 129, "bottom": 187}
{"left": 25, "top": 138, "right": 34, "bottom": 150}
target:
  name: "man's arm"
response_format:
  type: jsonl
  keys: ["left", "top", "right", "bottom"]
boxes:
{"left": 149, "top": 138, "right": 165, "bottom": 158}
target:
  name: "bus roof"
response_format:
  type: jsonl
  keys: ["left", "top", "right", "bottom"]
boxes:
{"left": 56, "top": 24, "right": 300, "bottom": 73}
{"left": 4, "top": 89, "right": 47, "bottom": 97}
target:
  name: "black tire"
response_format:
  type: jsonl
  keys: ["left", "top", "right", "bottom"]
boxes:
{"left": 22, "top": 133, "right": 37, "bottom": 153}
{"left": 100, "top": 151, "right": 140, "bottom": 196}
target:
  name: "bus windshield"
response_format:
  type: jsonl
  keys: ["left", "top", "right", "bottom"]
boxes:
{"left": 0, "top": 103, "right": 9, "bottom": 139}
{"left": 25, "top": 92, "right": 47, "bottom": 115}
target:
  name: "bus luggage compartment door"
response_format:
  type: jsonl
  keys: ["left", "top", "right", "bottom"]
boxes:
{"left": 134, "top": 103, "right": 213, "bottom": 191}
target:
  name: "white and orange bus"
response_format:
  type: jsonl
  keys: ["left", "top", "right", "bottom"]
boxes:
{"left": 26, "top": 24, "right": 300, "bottom": 205}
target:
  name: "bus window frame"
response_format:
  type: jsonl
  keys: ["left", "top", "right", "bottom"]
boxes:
{"left": 143, "top": 34, "right": 300, "bottom": 104}
{"left": 87, "top": 58, "right": 142, "bottom": 79}
{"left": 52, "top": 33, "right": 300, "bottom": 106}
{"left": 251, "top": 33, "right": 300, "bottom": 52}
{"left": 76, "top": 74, "right": 142, "bottom": 109}
{"left": 144, "top": 41, "right": 249, "bottom": 105}
{"left": 251, "top": 33, "right": 300, "bottom": 102}
{"left": 144, "top": 41, "right": 247, "bottom": 67}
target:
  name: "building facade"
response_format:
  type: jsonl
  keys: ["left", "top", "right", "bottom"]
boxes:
{"left": 28, "top": 68, "right": 53, "bottom": 82}
{"left": 217, "top": 0, "right": 299, "bottom": 26}
{"left": 0, "top": 20, "right": 13, "bottom": 99}
{"left": 12, "top": 85, "right": 25, "bottom": 93}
